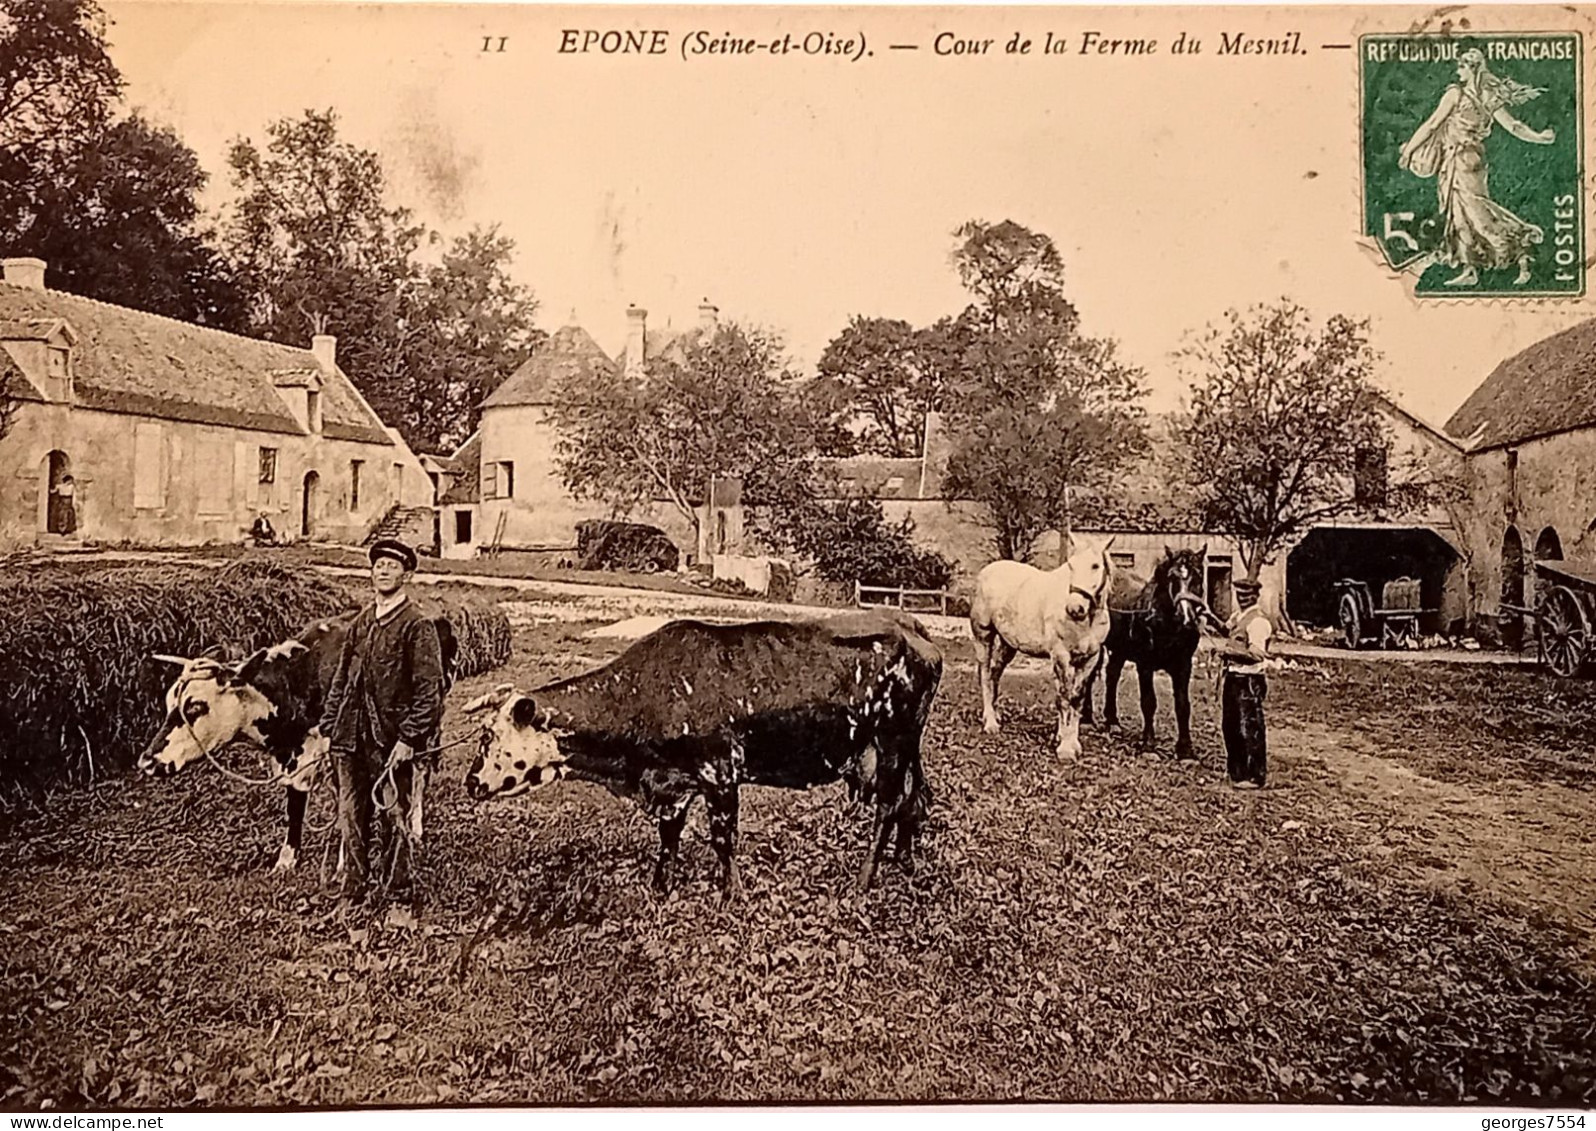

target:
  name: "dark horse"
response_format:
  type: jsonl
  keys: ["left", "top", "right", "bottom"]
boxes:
{"left": 1080, "top": 545, "right": 1207, "bottom": 757}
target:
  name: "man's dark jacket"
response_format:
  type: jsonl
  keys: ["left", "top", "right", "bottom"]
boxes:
{"left": 319, "top": 598, "right": 445, "bottom": 758}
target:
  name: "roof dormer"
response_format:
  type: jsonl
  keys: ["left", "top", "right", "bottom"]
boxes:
{"left": 271, "top": 367, "right": 325, "bottom": 434}
{"left": 0, "top": 316, "right": 78, "bottom": 404}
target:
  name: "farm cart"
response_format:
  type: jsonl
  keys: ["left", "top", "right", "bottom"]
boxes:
{"left": 1334, "top": 576, "right": 1433, "bottom": 650}
{"left": 1528, "top": 559, "right": 1596, "bottom": 678}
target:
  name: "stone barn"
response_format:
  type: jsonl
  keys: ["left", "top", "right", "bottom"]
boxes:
{"left": 1443, "top": 318, "right": 1596, "bottom": 643}
{"left": 0, "top": 257, "right": 431, "bottom": 551}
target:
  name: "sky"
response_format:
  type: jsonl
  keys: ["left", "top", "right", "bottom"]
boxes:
{"left": 100, "top": 1, "right": 1594, "bottom": 425}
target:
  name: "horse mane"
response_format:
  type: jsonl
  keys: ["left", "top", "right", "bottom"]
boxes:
{"left": 1122, "top": 547, "right": 1205, "bottom": 615}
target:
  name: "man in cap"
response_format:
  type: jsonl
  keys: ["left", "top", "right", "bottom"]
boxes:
{"left": 319, "top": 538, "right": 445, "bottom": 924}
{"left": 1218, "top": 577, "right": 1273, "bottom": 789}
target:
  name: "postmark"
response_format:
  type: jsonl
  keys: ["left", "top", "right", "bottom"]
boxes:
{"left": 1360, "top": 33, "right": 1583, "bottom": 297}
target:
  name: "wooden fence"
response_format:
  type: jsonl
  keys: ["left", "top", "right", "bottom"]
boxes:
{"left": 854, "top": 581, "right": 950, "bottom": 616}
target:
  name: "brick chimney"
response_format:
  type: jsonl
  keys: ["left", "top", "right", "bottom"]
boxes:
{"left": 3, "top": 258, "right": 46, "bottom": 290}
{"left": 311, "top": 334, "right": 337, "bottom": 372}
{"left": 625, "top": 305, "right": 648, "bottom": 378}
{"left": 698, "top": 298, "right": 719, "bottom": 331}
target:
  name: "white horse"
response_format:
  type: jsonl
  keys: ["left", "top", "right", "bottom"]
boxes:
{"left": 968, "top": 535, "right": 1116, "bottom": 759}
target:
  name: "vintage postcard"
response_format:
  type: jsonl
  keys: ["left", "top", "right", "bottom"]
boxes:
{"left": 3, "top": 0, "right": 1596, "bottom": 1115}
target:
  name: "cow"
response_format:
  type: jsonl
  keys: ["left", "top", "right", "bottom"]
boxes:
{"left": 137, "top": 611, "right": 459, "bottom": 872}
{"left": 462, "top": 611, "right": 943, "bottom": 900}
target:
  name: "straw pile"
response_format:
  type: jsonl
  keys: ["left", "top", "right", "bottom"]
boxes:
{"left": 0, "top": 559, "right": 358, "bottom": 795}
{"left": 435, "top": 602, "right": 513, "bottom": 678}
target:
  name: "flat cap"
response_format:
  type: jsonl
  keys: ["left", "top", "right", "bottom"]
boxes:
{"left": 369, "top": 538, "right": 418, "bottom": 571}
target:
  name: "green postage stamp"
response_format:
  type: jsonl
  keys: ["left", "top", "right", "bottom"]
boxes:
{"left": 1361, "top": 33, "right": 1583, "bottom": 297}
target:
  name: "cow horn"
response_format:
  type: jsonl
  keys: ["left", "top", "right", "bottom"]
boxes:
{"left": 151, "top": 654, "right": 195, "bottom": 666}
{"left": 463, "top": 684, "right": 517, "bottom": 714}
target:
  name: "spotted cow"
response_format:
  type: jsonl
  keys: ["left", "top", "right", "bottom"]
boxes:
{"left": 138, "top": 611, "right": 459, "bottom": 871}
{"left": 463, "top": 611, "right": 943, "bottom": 899}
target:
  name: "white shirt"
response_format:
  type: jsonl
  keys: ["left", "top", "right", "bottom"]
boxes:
{"left": 1226, "top": 606, "right": 1273, "bottom": 675}
{"left": 374, "top": 591, "right": 409, "bottom": 621}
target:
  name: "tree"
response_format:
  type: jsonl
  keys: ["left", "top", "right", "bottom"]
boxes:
{"left": 222, "top": 111, "right": 542, "bottom": 452}
{"left": 760, "top": 493, "right": 953, "bottom": 590}
{"left": 15, "top": 113, "right": 247, "bottom": 327}
{"left": 0, "top": 1, "right": 243, "bottom": 324}
{"left": 809, "top": 316, "right": 946, "bottom": 458}
{"left": 938, "top": 220, "right": 1148, "bottom": 560}
{"left": 0, "top": 0, "right": 119, "bottom": 172}
{"left": 550, "top": 321, "right": 816, "bottom": 547}
{"left": 1177, "top": 299, "right": 1397, "bottom": 583}
{"left": 224, "top": 108, "right": 425, "bottom": 352}
{"left": 384, "top": 225, "right": 544, "bottom": 451}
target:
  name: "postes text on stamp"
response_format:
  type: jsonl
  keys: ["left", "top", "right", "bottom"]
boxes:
{"left": 1361, "top": 33, "right": 1583, "bottom": 297}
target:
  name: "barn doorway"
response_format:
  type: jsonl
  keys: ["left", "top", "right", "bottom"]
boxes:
{"left": 1530, "top": 526, "right": 1565, "bottom": 614}
{"left": 1501, "top": 526, "right": 1526, "bottom": 648}
{"left": 1285, "top": 526, "right": 1459, "bottom": 634}
{"left": 44, "top": 450, "right": 77, "bottom": 536}
{"left": 1206, "top": 555, "right": 1235, "bottom": 621}
{"left": 301, "top": 471, "right": 320, "bottom": 538}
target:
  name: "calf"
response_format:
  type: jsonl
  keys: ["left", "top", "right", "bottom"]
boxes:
{"left": 463, "top": 611, "right": 943, "bottom": 898}
{"left": 138, "top": 612, "right": 459, "bottom": 871}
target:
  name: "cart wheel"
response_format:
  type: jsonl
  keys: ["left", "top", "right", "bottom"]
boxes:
{"left": 1538, "top": 585, "right": 1588, "bottom": 678}
{"left": 1338, "top": 592, "right": 1362, "bottom": 649}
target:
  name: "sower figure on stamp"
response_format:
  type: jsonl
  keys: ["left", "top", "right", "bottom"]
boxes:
{"left": 319, "top": 538, "right": 445, "bottom": 926}
{"left": 1218, "top": 578, "right": 1272, "bottom": 790}
{"left": 1399, "top": 48, "right": 1555, "bottom": 287}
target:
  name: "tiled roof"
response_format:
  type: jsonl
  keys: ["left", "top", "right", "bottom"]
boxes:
{"left": 1445, "top": 319, "right": 1596, "bottom": 450}
{"left": 0, "top": 282, "right": 393, "bottom": 444}
{"left": 819, "top": 455, "right": 925, "bottom": 500}
{"left": 482, "top": 324, "right": 617, "bottom": 408}
{"left": 616, "top": 325, "right": 704, "bottom": 374}
{"left": 0, "top": 351, "right": 42, "bottom": 402}
{"left": 1071, "top": 490, "right": 1207, "bottom": 533}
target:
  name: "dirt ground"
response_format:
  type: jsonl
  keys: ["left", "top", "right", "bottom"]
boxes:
{"left": 3, "top": 606, "right": 1595, "bottom": 1108}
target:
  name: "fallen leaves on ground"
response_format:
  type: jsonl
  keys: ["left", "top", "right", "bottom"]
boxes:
{"left": 2, "top": 624, "right": 1594, "bottom": 1107}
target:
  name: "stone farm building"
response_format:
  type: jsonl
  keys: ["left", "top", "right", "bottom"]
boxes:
{"left": 1443, "top": 317, "right": 1596, "bottom": 644}
{"left": 0, "top": 257, "right": 433, "bottom": 550}
{"left": 818, "top": 398, "right": 1471, "bottom": 632}
{"left": 475, "top": 301, "right": 723, "bottom": 559}
{"left": 462, "top": 294, "right": 1484, "bottom": 633}
{"left": 429, "top": 429, "right": 482, "bottom": 560}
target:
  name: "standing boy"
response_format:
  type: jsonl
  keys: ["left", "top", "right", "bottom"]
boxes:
{"left": 1219, "top": 578, "right": 1273, "bottom": 789}
{"left": 319, "top": 538, "right": 445, "bottom": 919}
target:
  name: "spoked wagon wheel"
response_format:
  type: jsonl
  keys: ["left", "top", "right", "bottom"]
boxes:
{"left": 1338, "top": 592, "right": 1363, "bottom": 649}
{"left": 1537, "top": 584, "right": 1589, "bottom": 678}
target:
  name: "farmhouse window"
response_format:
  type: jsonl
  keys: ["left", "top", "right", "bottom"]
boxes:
{"left": 455, "top": 510, "right": 473, "bottom": 543}
{"left": 1111, "top": 551, "right": 1136, "bottom": 571}
{"left": 350, "top": 460, "right": 363, "bottom": 510}
{"left": 496, "top": 461, "right": 515, "bottom": 499}
{"left": 1353, "top": 447, "right": 1388, "bottom": 507}
{"left": 306, "top": 390, "right": 322, "bottom": 433}
{"left": 259, "top": 447, "right": 277, "bottom": 484}
{"left": 47, "top": 347, "right": 67, "bottom": 379}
